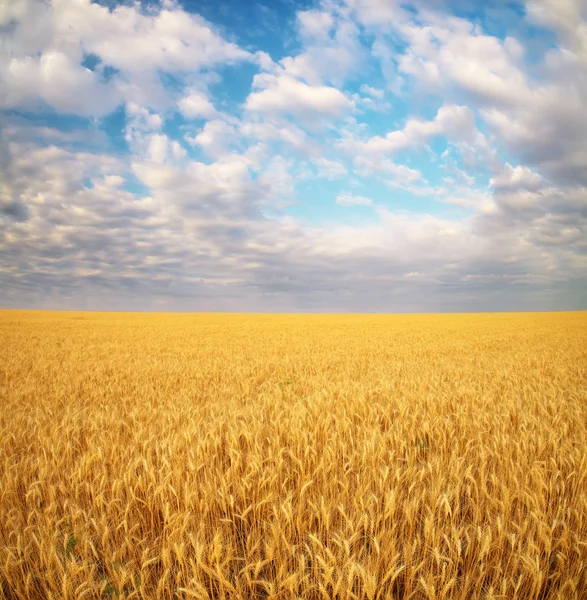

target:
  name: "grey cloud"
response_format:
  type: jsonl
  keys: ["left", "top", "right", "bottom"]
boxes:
{"left": 1, "top": 200, "right": 29, "bottom": 222}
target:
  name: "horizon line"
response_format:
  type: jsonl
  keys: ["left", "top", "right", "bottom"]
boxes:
{"left": 2, "top": 308, "right": 586, "bottom": 316}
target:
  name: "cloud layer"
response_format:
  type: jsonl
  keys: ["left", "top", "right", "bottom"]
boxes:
{"left": 1, "top": 0, "right": 586, "bottom": 311}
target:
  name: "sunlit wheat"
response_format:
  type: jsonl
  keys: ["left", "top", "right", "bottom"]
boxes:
{"left": 0, "top": 311, "right": 586, "bottom": 599}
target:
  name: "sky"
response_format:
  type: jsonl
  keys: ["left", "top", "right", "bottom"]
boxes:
{"left": 0, "top": 0, "right": 586, "bottom": 313}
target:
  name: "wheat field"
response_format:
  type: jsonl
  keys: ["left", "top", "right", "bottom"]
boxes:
{"left": 1, "top": 310, "right": 586, "bottom": 600}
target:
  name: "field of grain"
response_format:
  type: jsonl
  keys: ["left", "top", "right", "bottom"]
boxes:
{"left": 1, "top": 311, "right": 586, "bottom": 600}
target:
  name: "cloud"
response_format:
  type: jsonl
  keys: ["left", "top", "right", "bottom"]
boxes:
{"left": 526, "top": 0, "right": 587, "bottom": 64}
{"left": 124, "top": 103, "right": 165, "bottom": 157}
{"left": 336, "top": 193, "right": 373, "bottom": 207}
{"left": 354, "top": 156, "right": 424, "bottom": 184}
{"left": 339, "top": 104, "right": 497, "bottom": 177}
{"left": 2, "top": 126, "right": 585, "bottom": 312}
{"left": 187, "top": 120, "right": 240, "bottom": 158}
{"left": 398, "top": 20, "right": 529, "bottom": 107}
{"left": 283, "top": 6, "right": 365, "bottom": 87}
{"left": 242, "top": 1, "right": 362, "bottom": 129}
{"left": 2, "top": 51, "right": 120, "bottom": 116}
{"left": 246, "top": 73, "right": 354, "bottom": 121}
{"left": 1, "top": 0, "right": 586, "bottom": 312}
{"left": 297, "top": 9, "right": 335, "bottom": 42}
{"left": 53, "top": 0, "right": 251, "bottom": 75}
{"left": 146, "top": 134, "right": 186, "bottom": 163}
{"left": 0, "top": 197, "right": 29, "bottom": 222}
{"left": 360, "top": 84, "right": 385, "bottom": 99}
{"left": 357, "top": 0, "right": 587, "bottom": 187}
{"left": 490, "top": 164, "right": 544, "bottom": 192}
{"left": 344, "top": 0, "right": 408, "bottom": 27}
{"left": 0, "top": 0, "right": 252, "bottom": 116}
{"left": 312, "top": 157, "right": 348, "bottom": 180}
{"left": 178, "top": 90, "right": 216, "bottom": 119}
{"left": 239, "top": 120, "right": 316, "bottom": 156}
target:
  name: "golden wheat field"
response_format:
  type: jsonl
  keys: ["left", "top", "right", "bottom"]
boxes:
{"left": 1, "top": 310, "right": 586, "bottom": 600}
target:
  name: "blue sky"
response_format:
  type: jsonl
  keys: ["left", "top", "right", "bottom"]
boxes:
{"left": 1, "top": 0, "right": 586, "bottom": 312}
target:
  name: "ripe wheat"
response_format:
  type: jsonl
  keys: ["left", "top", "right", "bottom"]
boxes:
{"left": 1, "top": 311, "right": 586, "bottom": 599}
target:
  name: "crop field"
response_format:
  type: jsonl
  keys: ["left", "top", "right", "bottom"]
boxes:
{"left": 0, "top": 310, "right": 586, "bottom": 600}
